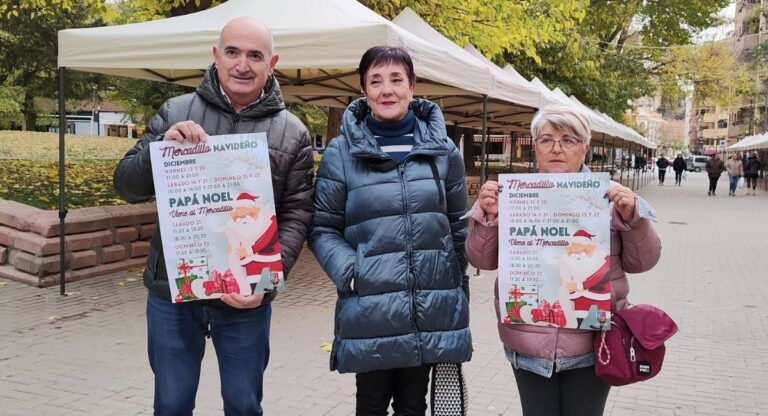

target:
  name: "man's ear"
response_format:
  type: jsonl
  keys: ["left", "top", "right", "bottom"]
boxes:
{"left": 268, "top": 53, "right": 279, "bottom": 75}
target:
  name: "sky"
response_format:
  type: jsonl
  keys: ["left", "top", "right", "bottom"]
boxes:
{"left": 692, "top": 2, "right": 736, "bottom": 44}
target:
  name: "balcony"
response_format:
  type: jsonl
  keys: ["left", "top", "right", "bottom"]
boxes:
{"left": 728, "top": 123, "right": 750, "bottom": 138}
{"left": 701, "top": 128, "right": 728, "bottom": 140}
{"left": 702, "top": 112, "right": 727, "bottom": 123}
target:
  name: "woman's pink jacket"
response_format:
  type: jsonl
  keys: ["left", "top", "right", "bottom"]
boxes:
{"left": 465, "top": 198, "right": 661, "bottom": 361}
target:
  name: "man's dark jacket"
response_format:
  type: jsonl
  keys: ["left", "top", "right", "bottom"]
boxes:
{"left": 114, "top": 66, "right": 314, "bottom": 305}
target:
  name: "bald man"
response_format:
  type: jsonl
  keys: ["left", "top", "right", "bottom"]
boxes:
{"left": 115, "top": 17, "right": 314, "bottom": 415}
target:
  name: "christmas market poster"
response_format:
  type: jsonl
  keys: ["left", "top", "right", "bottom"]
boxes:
{"left": 150, "top": 133, "right": 285, "bottom": 303}
{"left": 497, "top": 173, "right": 612, "bottom": 330}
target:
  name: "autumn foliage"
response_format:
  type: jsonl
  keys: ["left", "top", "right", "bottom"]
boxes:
{"left": 0, "top": 131, "right": 136, "bottom": 210}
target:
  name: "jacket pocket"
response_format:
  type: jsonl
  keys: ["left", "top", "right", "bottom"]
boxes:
{"left": 347, "top": 243, "right": 366, "bottom": 295}
{"left": 442, "top": 235, "right": 462, "bottom": 288}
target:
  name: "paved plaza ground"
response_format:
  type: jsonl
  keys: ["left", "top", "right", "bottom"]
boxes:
{"left": 1, "top": 171, "right": 767, "bottom": 416}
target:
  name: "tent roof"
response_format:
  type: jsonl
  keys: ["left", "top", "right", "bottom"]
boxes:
{"left": 392, "top": 8, "right": 539, "bottom": 132}
{"left": 729, "top": 133, "right": 768, "bottom": 151}
{"left": 60, "top": 0, "right": 521, "bottom": 128}
{"left": 526, "top": 77, "right": 653, "bottom": 148}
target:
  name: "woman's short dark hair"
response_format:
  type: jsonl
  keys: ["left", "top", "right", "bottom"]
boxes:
{"left": 358, "top": 46, "right": 416, "bottom": 88}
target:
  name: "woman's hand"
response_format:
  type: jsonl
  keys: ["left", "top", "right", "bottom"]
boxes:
{"left": 478, "top": 180, "right": 500, "bottom": 221}
{"left": 607, "top": 181, "right": 636, "bottom": 223}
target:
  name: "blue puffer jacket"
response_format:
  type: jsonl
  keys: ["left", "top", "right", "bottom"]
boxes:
{"left": 309, "top": 98, "right": 472, "bottom": 374}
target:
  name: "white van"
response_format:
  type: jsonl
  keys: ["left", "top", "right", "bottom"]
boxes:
{"left": 684, "top": 156, "right": 710, "bottom": 172}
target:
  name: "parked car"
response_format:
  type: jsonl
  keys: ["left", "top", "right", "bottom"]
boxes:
{"left": 685, "top": 155, "right": 710, "bottom": 172}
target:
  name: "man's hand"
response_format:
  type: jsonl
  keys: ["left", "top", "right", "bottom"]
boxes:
{"left": 607, "top": 181, "right": 636, "bottom": 223}
{"left": 237, "top": 244, "right": 248, "bottom": 258}
{"left": 478, "top": 180, "right": 500, "bottom": 221}
{"left": 164, "top": 120, "right": 208, "bottom": 144}
{"left": 221, "top": 292, "right": 264, "bottom": 309}
{"left": 566, "top": 280, "right": 577, "bottom": 292}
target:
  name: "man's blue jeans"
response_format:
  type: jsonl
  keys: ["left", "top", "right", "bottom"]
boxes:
{"left": 147, "top": 293, "right": 271, "bottom": 416}
{"left": 729, "top": 175, "right": 740, "bottom": 193}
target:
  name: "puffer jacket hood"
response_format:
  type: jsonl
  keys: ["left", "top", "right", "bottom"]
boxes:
{"left": 341, "top": 98, "right": 454, "bottom": 159}
{"left": 310, "top": 98, "right": 471, "bottom": 374}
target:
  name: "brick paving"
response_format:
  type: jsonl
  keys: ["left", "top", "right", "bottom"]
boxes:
{"left": 1, "top": 171, "right": 767, "bottom": 415}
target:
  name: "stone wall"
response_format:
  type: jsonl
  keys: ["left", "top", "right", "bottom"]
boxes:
{"left": 0, "top": 200, "right": 157, "bottom": 287}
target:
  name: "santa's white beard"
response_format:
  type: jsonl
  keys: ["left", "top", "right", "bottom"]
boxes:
{"left": 565, "top": 248, "right": 607, "bottom": 282}
{"left": 225, "top": 213, "right": 272, "bottom": 248}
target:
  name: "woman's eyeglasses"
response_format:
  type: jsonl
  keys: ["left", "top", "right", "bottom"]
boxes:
{"left": 535, "top": 135, "right": 583, "bottom": 151}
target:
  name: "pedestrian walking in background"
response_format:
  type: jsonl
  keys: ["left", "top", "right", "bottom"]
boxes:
{"left": 656, "top": 154, "right": 670, "bottom": 185}
{"left": 465, "top": 106, "right": 661, "bottom": 416}
{"left": 634, "top": 153, "right": 644, "bottom": 174}
{"left": 725, "top": 153, "right": 744, "bottom": 196}
{"left": 672, "top": 154, "right": 687, "bottom": 186}
{"left": 705, "top": 154, "right": 726, "bottom": 196}
{"left": 745, "top": 152, "right": 762, "bottom": 195}
{"left": 310, "top": 46, "right": 471, "bottom": 415}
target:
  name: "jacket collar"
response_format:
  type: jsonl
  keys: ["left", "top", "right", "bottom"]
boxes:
{"left": 196, "top": 64, "right": 285, "bottom": 119}
{"left": 341, "top": 98, "right": 453, "bottom": 159}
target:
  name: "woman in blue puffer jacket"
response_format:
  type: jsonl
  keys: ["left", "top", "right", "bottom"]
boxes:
{"left": 309, "top": 46, "right": 471, "bottom": 415}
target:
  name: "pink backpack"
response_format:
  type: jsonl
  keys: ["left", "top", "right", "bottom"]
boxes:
{"left": 594, "top": 304, "right": 678, "bottom": 386}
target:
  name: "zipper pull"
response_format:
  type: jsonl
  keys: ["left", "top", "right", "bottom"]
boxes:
{"left": 629, "top": 347, "right": 636, "bottom": 362}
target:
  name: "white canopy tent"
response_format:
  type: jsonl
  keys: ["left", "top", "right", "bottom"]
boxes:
{"left": 728, "top": 133, "right": 768, "bottom": 151}
{"left": 527, "top": 77, "right": 655, "bottom": 149}
{"left": 59, "top": 0, "right": 520, "bottom": 129}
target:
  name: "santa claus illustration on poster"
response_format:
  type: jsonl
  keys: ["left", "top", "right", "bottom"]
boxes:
{"left": 549, "top": 229, "right": 610, "bottom": 329}
{"left": 190, "top": 192, "right": 285, "bottom": 299}
{"left": 221, "top": 192, "right": 283, "bottom": 283}
{"left": 514, "top": 229, "right": 611, "bottom": 330}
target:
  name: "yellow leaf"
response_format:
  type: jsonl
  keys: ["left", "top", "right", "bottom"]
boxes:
{"left": 116, "top": 281, "right": 125, "bottom": 286}
{"left": 320, "top": 342, "right": 333, "bottom": 353}
{"left": 125, "top": 277, "right": 138, "bottom": 282}
{"left": 0, "top": 281, "right": 7, "bottom": 287}
{"left": 48, "top": 316, "right": 61, "bottom": 321}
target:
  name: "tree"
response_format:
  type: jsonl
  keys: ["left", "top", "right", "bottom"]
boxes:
{"left": 362, "top": 0, "right": 587, "bottom": 63}
{"left": 657, "top": 41, "right": 754, "bottom": 111}
{"left": 0, "top": 85, "right": 23, "bottom": 129}
{"left": 0, "top": 0, "right": 107, "bottom": 130}
{"left": 499, "top": 0, "right": 731, "bottom": 120}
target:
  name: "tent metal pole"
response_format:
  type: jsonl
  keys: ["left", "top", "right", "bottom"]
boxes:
{"left": 631, "top": 143, "right": 635, "bottom": 190}
{"left": 509, "top": 133, "right": 516, "bottom": 173}
{"left": 528, "top": 135, "right": 534, "bottom": 173}
{"left": 611, "top": 135, "right": 617, "bottom": 182}
{"left": 58, "top": 67, "right": 68, "bottom": 296}
{"left": 480, "top": 94, "right": 488, "bottom": 184}
{"left": 601, "top": 134, "right": 606, "bottom": 173}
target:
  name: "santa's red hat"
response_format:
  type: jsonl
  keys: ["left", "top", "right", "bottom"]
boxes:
{"left": 571, "top": 229, "right": 596, "bottom": 245}
{"left": 233, "top": 192, "right": 260, "bottom": 209}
